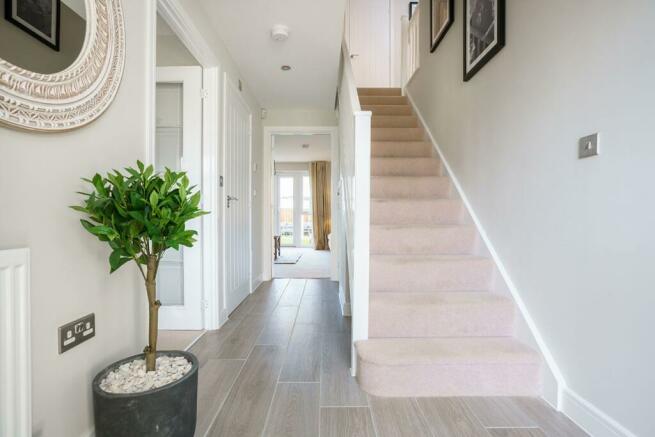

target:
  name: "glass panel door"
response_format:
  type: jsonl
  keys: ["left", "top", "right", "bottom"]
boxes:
{"left": 302, "top": 175, "right": 314, "bottom": 247}
{"left": 155, "top": 82, "right": 184, "bottom": 306}
{"left": 278, "top": 176, "right": 295, "bottom": 246}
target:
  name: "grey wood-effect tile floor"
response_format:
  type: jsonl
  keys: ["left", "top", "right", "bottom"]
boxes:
{"left": 189, "top": 278, "right": 589, "bottom": 437}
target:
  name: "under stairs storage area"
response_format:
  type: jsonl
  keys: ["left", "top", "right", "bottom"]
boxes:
{"left": 353, "top": 88, "right": 543, "bottom": 398}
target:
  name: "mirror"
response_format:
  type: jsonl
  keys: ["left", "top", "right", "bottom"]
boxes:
{"left": 0, "top": 0, "right": 125, "bottom": 132}
{"left": 0, "top": 0, "right": 87, "bottom": 74}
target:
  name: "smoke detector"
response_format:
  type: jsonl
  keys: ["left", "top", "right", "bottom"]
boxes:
{"left": 271, "top": 25, "right": 289, "bottom": 41}
{"left": 302, "top": 144, "right": 310, "bottom": 149}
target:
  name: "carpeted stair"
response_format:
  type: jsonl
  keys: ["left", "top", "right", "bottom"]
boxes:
{"left": 355, "top": 87, "right": 542, "bottom": 398}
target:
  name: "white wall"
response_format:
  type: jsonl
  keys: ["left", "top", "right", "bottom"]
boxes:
{"left": 0, "top": 2, "right": 152, "bottom": 436}
{"left": 263, "top": 109, "right": 337, "bottom": 127}
{"left": 407, "top": 1, "right": 655, "bottom": 436}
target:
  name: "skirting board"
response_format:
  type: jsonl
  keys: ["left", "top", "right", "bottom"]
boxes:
{"left": 561, "top": 388, "right": 638, "bottom": 437}
{"left": 404, "top": 90, "right": 565, "bottom": 401}
{"left": 339, "top": 283, "right": 351, "bottom": 316}
{"left": 251, "top": 273, "right": 263, "bottom": 293}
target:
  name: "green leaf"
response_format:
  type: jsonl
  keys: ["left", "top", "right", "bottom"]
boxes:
{"left": 109, "top": 249, "right": 131, "bottom": 273}
{"left": 149, "top": 191, "right": 159, "bottom": 208}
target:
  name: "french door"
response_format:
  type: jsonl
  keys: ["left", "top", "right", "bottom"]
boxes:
{"left": 155, "top": 67, "right": 204, "bottom": 330}
{"left": 275, "top": 173, "right": 313, "bottom": 248}
{"left": 222, "top": 76, "right": 253, "bottom": 315}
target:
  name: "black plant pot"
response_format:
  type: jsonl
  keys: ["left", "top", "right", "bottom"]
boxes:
{"left": 92, "top": 351, "right": 198, "bottom": 437}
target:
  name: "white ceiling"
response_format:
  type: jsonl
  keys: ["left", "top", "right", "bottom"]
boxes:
{"left": 199, "top": 0, "right": 346, "bottom": 109}
{"left": 273, "top": 134, "right": 331, "bottom": 162}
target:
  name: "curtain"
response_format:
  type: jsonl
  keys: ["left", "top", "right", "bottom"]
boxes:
{"left": 310, "top": 161, "right": 331, "bottom": 250}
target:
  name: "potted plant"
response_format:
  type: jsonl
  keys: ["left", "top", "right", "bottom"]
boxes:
{"left": 72, "top": 161, "right": 208, "bottom": 437}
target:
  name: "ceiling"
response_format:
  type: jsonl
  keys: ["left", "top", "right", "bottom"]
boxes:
{"left": 273, "top": 134, "right": 331, "bottom": 162}
{"left": 199, "top": 0, "right": 346, "bottom": 109}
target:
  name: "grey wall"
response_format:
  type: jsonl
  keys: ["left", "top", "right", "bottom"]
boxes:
{"left": 0, "top": 2, "right": 151, "bottom": 436}
{"left": 408, "top": 1, "right": 655, "bottom": 436}
{"left": 0, "top": 0, "right": 85, "bottom": 74}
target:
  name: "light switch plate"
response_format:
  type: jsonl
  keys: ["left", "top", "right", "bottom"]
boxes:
{"left": 579, "top": 133, "right": 599, "bottom": 159}
{"left": 58, "top": 313, "right": 95, "bottom": 354}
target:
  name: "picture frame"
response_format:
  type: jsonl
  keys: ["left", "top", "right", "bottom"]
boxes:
{"left": 430, "top": 0, "right": 454, "bottom": 53}
{"left": 5, "top": 0, "right": 61, "bottom": 51}
{"left": 463, "top": 0, "right": 505, "bottom": 81}
{"left": 408, "top": 1, "right": 418, "bottom": 20}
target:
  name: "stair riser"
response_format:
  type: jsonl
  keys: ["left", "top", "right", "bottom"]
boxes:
{"left": 369, "top": 295, "right": 515, "bottom": 337}
{"left": 372, "top": 128, "right": 424, "bottom": 141}
{"left": 371, "top": 159, "right": 441, "bottom": 177}
{"left": 360, "top": 96, "right": 408, "bottom": 105}
{"left": 370, "top": 257, "right": 494, "bottom": 292}
{"left": 358, "top": 88, "right": 402, "bottom": 96}
{"left": 372, "top": 116, "right": 419, "bottom": 128}
{"left": 362, "top": 105, "right": 413, "bottom": 116}
{"left": 371, "top": 177, "right": 451, "bottom": 199}
{"left": 371, "top": 142, "right": 432, "bottom": 158}
{"left": 370, "top": 226, "right": 477, "bottom": 255}
{"left": 356, "top": 359, "right": 542, "bottom": 397}
{"left": 371, "top": 200, "right": 466, "bottom": 226}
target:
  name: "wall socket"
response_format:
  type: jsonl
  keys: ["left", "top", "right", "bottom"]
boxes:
{"left": 579, "top": 133, "right": 599, "bottom": 159}
{"left": 58, "top": 313, "right": 95, "bottom": 354}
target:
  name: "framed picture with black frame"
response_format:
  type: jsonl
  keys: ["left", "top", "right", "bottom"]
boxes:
{"left": 463, "top": 0, "right": 505, "bottom": 81}
{"left": 430, "top": 0, "right": 454, "bottom": 53}
{"left": 5, "top": 0, "right": 61, "bottom": 51}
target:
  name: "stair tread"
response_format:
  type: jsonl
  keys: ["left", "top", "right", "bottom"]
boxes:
{"left": 370, "top": 224, "right": 475, "bottom": 230}
{"left": 371, "top": 254, "right": 488, "bottom": 261}
{"left": 372, "top": 291, "right": 511, "bottom": 305}
{"left": 356, "top": 337, "right": 540, "bottom": 367}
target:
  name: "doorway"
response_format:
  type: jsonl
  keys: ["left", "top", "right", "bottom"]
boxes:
{"left": 267, "top": 132, "right": 337, "bottom": 279}
{"left": 153, "top": 12, "right": 208, "bottom": 348}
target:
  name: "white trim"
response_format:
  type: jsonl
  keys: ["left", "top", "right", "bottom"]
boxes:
{"left": 157, "top": 0, "right": 219, "bottom": 67}
{"left": 561, "top": 387, "right": 638, "bottom": 437}
{"left": 339, "top": 283, "right": 351, "bottom": 316}
{"left": 201, "top": 67, "right": 221, "bottom": 330}
{"left": 262, "top": 126, "right": 340, "bottom": 281}
{"left": 251, "top": 274, "right": 263, "bottom": 293}
{"left": 405, "top": 90, "right": 567, "bottom": 404}
{"left": 0, "top": 248, "right": 31, "bottom": 437}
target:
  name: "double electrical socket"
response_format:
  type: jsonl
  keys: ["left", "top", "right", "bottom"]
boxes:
{"left": 58, "top": 313, "right": 95, "bottom": 354}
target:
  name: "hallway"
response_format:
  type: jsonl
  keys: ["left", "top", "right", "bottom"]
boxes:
{"left": 188, "top": 279, "right": 588, "bottom": 437}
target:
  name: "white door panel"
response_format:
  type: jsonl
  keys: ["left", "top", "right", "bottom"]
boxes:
{"left": 347, "top": 0, "right": 391, "bottom": 87}
{"left": 223, "top": 76, "right": 253, "bottom": 315}
{"left": 155, "top": 67, "right": 204, "bottom": 330}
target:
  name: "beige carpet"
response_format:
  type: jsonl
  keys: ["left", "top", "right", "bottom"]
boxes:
{"left": 273, "top": 247, "right": 331, "bottom": 278}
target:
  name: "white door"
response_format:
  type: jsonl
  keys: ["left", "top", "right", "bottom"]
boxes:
{"left": 155, "top": 67, "right": 204, "bottom": 330}
{"left": 347, "top": 0, "right": 391, "bottom": 87}
{"left": 222, "top": 75, "right": 253, "bottom": 315}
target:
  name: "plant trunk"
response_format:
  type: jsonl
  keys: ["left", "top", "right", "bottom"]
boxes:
{"left": 144, "top": 255, "right": 160, "bottom": 371}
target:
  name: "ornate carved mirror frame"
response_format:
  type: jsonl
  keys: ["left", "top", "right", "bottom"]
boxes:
{"left": 0, "top": 0, "right": 125, "bottom": 132}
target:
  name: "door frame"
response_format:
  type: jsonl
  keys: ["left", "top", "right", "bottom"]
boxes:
{"left": 262, "top": 126, "right": 340, "bottom": 281}
{"left": 221, "top": 73, "right": 253, "bottom": 318}
{"left": 147, "top": 0, "right": 223, "bottom": 330}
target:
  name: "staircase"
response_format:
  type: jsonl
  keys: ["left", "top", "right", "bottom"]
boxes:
{"left": 354, "top": 88, "right": 542, "bottom": 397}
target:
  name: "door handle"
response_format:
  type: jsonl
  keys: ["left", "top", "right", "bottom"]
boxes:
{"left": 227, "top": 195, "right": 239, "bottom": 208}
{"left": 350, "top": 54, "right": 359, "bottom": 59}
